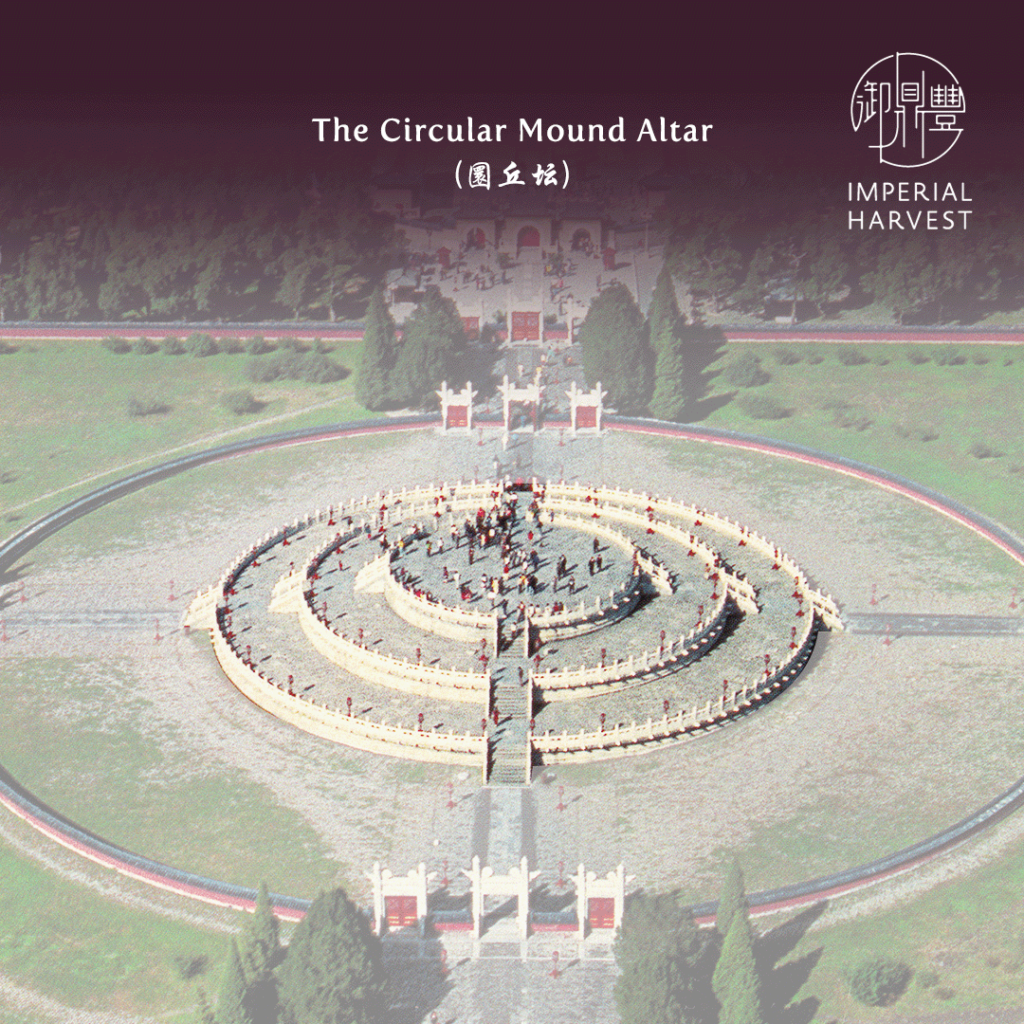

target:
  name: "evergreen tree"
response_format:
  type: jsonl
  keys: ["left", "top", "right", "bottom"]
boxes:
{"left": 215, "top": 940, "right": 251, "bottom": 1024}
{"left": 355, "top": 286, "right": 399, "bottom": 410}
{"left": 648, "top": 263, "right": 680, "bottom": 357}
{"left": 863, "top": 236, "right": 930, "bottom": 324}
{"left": 716, "top": 858, "right": 746, "bottom": 940}
{"left": 578, "top": 282, "right": 653, "bottom": 413}
{"left": 667, "top": 209, "right": 743, "bottom": 314}
{"left": 647, "top": 264, "right": 687, "bottom": 420}
{"left": 649, "top": 334, "right": 688, "bottom": 421}
{"left": 735, "top": 244, "right": 775, "bottom": 316}
{"left": 392, "top": 289, "right": 468, "bottom": 408}
{"left": 613, "top": 893, "right": 712, "bottom": 1024}
{"left": 277, "top": 888, "right": 384, "bottom": 1024}
{"left": 712, "top": 910, "right": 762, "bottom": 1024}
{"left": 802, "top": 225, "right": 848, "bottom": 317}
{"left": 239, "top": 882, "right": 281, "bottom": 1024}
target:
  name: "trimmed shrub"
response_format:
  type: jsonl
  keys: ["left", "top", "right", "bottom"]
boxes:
{"left": 916, "top": 969, "right": 939, "bottom": 990}
{"left": 127, "top": 398, "right": 169, "bottom": 417}
{"left": 823, "top": 399, "right": 872, "bottom": 431}
{"left": 969, "top": 441, "right": 1004, "bottom": 459}
{"left": 246, "top": 335, "right": 272, "bottom": 356}
{"left": 722, "top": 351, "right": 768, "bottom": 388}
{"left": 101, "top": 335, "right": 130, "bottom": 354}
{"left": 247, "top": 350, "right": 302, "bottom": 382}
{"left": 246, "top": 349, "right": 345, "bottom": 384}
{"left": 132, "top": 337, "right": 158, "bottom": 355}
{"left": 907, "top": 348, "right": 930, "bottom": 364}
{"left": 219, "top": 336, "right": 244, "bottom": 354}
{"left": 220, "top": 390, "right": 262, "bottom": 415}
{"left": 161, "top": 336, "right": 185, "bottom": 355}
{"left": 773, "top": 347, "right": 801, "bottom": 365}
{"left": 836, "top": 344, "right": 869, "bottom": 366}
{"left": 172, "top": 953, "right": 209, "bottom": 980}
{"left": 738, "top": 393, "right": 791, "bottom": 420}
{"left": 299, "top": 350, "right": 345, "bottom": 383}
{"left": 0, "top": 341, "right": 18, "bottom": 355}
{"left": 185, "top": 332, "right": 218, "bottom": 357}
{"left": 971, "top": 350, "right": 990, "bottom": 365}
{"left": 848, "top": 955, "right": 911, "bottom": 1006}
{"left": 933, "top": 347, "right": 965, "bottom": 366}
{"left": 805, "top": 350, "right": 824, "bottom": 364}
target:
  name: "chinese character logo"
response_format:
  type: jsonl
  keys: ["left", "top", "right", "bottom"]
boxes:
{"left": 851, "top": 53, "right": 964, "bottom": 167}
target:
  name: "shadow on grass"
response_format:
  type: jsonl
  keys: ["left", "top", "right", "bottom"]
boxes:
{"left": 680, "top": 322, "right": 731, "bottom": 422}
{"left": 756, "top": 900, "right": 828, "bottom": 1024}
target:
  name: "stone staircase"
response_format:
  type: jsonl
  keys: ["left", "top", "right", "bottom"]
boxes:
{"left": 486, "top": 660, "right": 532, "bottom": 786}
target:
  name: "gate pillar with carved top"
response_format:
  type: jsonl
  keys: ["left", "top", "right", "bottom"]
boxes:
{"left": 367, "top": 861, "right": 431, "bottom": 937}
{"left": 437, "top": 380, "right": 476, "bottom": 433}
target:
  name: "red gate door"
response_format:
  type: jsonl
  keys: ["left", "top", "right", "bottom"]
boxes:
{"left": 511, "top": 311, "right": 540, "bottom": 341}
{"left": 447, "top": 405, "right": 468, "bottom": 428}
{"left": 588, "top": 897, "right": 615, "bottom": 930}
{"left": 576, "top": 406, "right": 597, "bottom": 429}
{"left": 385, "top": 895, "right": 418, "bottom": 929}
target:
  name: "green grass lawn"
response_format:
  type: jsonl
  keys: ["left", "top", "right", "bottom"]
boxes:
{"left": 702, "top": 342, "right": 1024, "bottom": 534}
{"left": 763, "top": 826, "right": 1024, "bottom": 1020}
{"left": 0, "top": 840, "right": 235, "bottom": 1020}
{"left": 0, "top": 657, "right": 342, "bottom": 897}
{"left": 0, "top": 341, "right": 367, "bottom": 525}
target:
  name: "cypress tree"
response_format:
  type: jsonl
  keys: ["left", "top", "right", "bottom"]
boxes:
{"left": 648, "top": 263, "right": 680, "bottom": 357}
{"left": 355, "top": 286, "right": 399, "bottom": 410}
{"left": 649, "top": 331, "right": 688, "bottom": 421}
{"left": 716, "top": 857, "right": 746, "bottom": 940}
{"left": 647, "top": 264, "right": 688, "bottom": 421}
{"left": 577, "top": 282, "right": 653, "bottom": 413}
{"left": 712, "top": 909, "right": 762, "bottom": 1024}
{"left": 613, "top": 893, "right": 712, "bottom": 1024}
{"left": 277, "top": 888, "right": 384, "bottom": 1024}
{"left": 215, "top": 940, "right": 251, "bottom": 1024}
{"left": 392, "top": 290, "right": 468, "bottom": 408}
{"left": 239, "top": 882, "right": 280, "bottom": 1024}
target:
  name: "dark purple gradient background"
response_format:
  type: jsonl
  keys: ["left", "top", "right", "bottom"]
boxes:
{"left": 0, "top": 5, "right": 1015, "bottom": 181}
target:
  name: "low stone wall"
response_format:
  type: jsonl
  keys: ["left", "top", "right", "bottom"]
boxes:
{"left": 210, "top": 610, "right": 486, "bottom": 764}
{"left": 531, "top": 589, "right": 732, "bottom": 700}
{"left": 532, "top": 610, "right": 821, "bottom": 762}
{"left": 542, "top": 481, "right": 842, "bottom": 627}
{"left": 527, "top": 578, "right": 643, "bottom": 641}
{"left": 298, "top": 588, "right": 490, "bottom": 703}
{"left": 383, "top": 566, "right": 499, "bottom": 644}
{"left": 548, "top": 512, "right": 674, "bottom": 596}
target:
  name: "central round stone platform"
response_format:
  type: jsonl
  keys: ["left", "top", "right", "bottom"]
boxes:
{"left": 186, "top": 478, "right": 841, "bottom": 785}
{"left": 391, "top": 508, "right": 640, "bottom": 634}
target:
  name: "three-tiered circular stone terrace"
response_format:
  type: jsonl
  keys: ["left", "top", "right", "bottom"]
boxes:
{"left": 186, "top": 479, "right": 842, "bottom": 785}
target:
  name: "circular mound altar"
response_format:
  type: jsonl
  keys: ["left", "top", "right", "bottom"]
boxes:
{"left": 186, "top": 478, "right": 842, "bottom": 784}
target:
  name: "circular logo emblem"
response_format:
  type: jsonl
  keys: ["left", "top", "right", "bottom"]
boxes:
{"left": 851, "top": 53, "right": 964, "bottom": 168}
